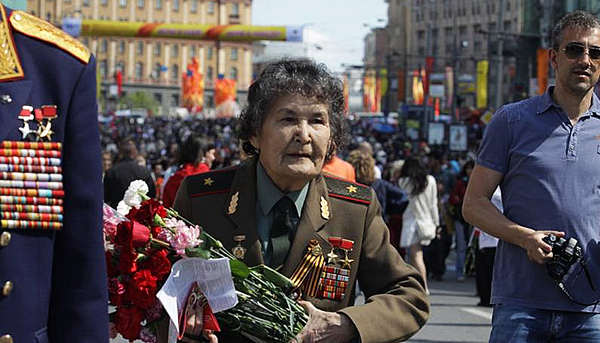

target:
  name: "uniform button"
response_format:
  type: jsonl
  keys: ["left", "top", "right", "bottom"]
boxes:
{"left": 0, "top": 232, "right": 11, "bottom": 247}
{"left": 2, "top": 281, "right": 13, "bottom": 297}
{"left": 0, "top": 95, "right": 11, "bottom": 104}
{"left": 0, "top": 334, "right": 12, "bottom": 343}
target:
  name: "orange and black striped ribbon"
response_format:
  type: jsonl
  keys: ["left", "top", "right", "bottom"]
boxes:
{"left": 289, "top": 240, "right": 326, "bottom": 298}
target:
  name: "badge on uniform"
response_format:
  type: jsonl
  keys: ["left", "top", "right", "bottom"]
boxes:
{"left": 315, "top": 237, "right": 354, "bottom": 301}
{"left": 0, "top": 106, "right": 64, "bottom": 231}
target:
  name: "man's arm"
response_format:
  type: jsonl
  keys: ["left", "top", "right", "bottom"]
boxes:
{"left": 462, "top": 164, "right": 562, "bottom": 264}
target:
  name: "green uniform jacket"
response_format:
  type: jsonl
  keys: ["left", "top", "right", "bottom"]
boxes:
{"left": 173, "top": 158, "right": 429, "bottom": 342}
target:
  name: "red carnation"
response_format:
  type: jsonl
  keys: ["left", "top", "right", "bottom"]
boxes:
{"left": 119, "top": 247, "right": 138, "bottom": 275}
{"left": 115, "top": 221, "right": 133, "bottom": 248}
{"left": 108, "top": 277, "right": 126, "bottom": 306}
{"left": 130, "top": 221, "right": 150, "bottom": 248}
{"left": 115, "top": 306, "right": 144, "bottom": 341}
{"left": 143, "top": 249, "right": 172, "bottom": 279}
{"left": 131, "top": 199, "right": 166, "bottom": 225}
{"left": 127, "top": 269, "right": 158, "bottom": 309}
{"left": 106, "top": 251, "right": 118, "bottom": 278}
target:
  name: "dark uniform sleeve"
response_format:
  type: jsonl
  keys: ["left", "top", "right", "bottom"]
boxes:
{"left": 339, "top": 189, "right": 429, "bottom": 342}
{"left": 47, "top": 55, "right": 109, "bottom": 342}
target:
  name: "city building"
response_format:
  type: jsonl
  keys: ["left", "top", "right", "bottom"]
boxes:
{"left": 26, "top": 0, "right": 253, "bottom": 114}
{"left": 381, "top": 0, "right": 600, "bottom": 112}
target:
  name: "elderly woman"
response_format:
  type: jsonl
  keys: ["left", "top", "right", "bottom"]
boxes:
{"left": 174, "top": 58, "right": 429, "bottom": 342}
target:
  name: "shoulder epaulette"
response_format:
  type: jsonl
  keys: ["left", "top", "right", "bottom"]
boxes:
{"left": 9, "top": 11, "right": 90, "bottom": 64}
{"left": 0, "top": 5, "right": 24, "bottom": 81}
{"left": 324, "top": 175, "right": 371, "bottom": 205}
{"left": 187, "top": 166, "right": 238, "bottom": 198}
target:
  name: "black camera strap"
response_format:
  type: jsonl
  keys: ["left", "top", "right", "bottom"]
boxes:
{"left": 556, "top": 259, "right": 600, "bottom": 307}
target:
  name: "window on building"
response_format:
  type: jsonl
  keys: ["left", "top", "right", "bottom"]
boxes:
{"left": 207, "top": 47, "right": 213, "bottom": 60}
{"left": 65, "top": 0, "right": 71, "bottom": 3}
{"left": 190, "top": 45, "right": 197, "bottom": 58}
{"left": 191, "top": 0, "right": 198, "bottom": 13}
{"left": 156, "top": 0, "right": 162, "bottom": 10}
{"left": 230, "top": 48, "right": 238, "bottom": 61}
{"left": 207, "top": 1, "right": 215, "bottom": 14}
{"left": 155, "top": 42, "right": 162, "bottom": 56}
{"left": 138, "top": 0, "right": 144, "bottom": 8}
{"left": 116, "top": 61, "right": 125, "bottom": 75}
{"left": 207, "top": 66, "right": 213, "bottom": 80}
{"left": 171, "top": 64, "right": 179, "bottom": 81}
{"left": 101, "top": 39, "right": 108, "bottom": 53}
{"left": 101, "top": 0, "right": 108, "bottom": 6}
{"left": 119, "top": 41, "right": 126, "bottom": 54}
{"left": 83, "top": 0, "right": 90, "bottom": 6}
{"left": 137, "top": 42, "right": 144, "bottom": 55}
{"left": 172, "top": 44, "right": 179, "bottom": 57}
{"left": 46, "top": 12, "right": 52, "bottom": 21}
{"left": 173, "top": 0, "right": 179, "bottom": 11}
{"left": 99, "top": 60, "right": 108, "bottom": 78}
{"left": 154, "top": 63, "right": 162, "bottom": 78}
{"left": 155, "top": 93, "right": 162, "bottom": 104}
{"left": 504, "top": 20, "right": 512, "bottom": 32}
{"left": 119, "top": 0, "right": 127, "bottom": 8}
{"left": 506, "top": 0, "right": 510, "bottom": 11}
{"left": 135, "top": 62, "right": 143, "bottom": 79}
{"left": 231, "top": 2, "right": 239, "bottom": 15}
{"left": 171, "top": 94, "right": 180, "bottom": 106}
{"left": 459, "top": 26, "right": 467, "bottom": 36}
{"left": 230, "top": 67, "right": 238, "bottom": 80}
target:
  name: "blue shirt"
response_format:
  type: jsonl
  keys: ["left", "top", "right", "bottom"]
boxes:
{"left": 255, "top": 162, "right": 309, "bottom": 265}
{"left": 478, "top": 87, "right": 600, "bottom": 312}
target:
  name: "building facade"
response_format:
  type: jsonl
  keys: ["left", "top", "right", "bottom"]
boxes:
{"left": 26, "top": 0, "right": 253, "bottom": 114}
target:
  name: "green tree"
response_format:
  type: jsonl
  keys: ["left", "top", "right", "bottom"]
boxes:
{"left": 118, "top": 92, "right": 160, "bottom": 115}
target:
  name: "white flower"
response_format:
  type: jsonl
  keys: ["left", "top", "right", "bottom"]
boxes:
{"left": 123, "top": 180, "right": 149, "bottom": 208}
{"left": 116, "top": 200, "right": 131, "bottom": 216}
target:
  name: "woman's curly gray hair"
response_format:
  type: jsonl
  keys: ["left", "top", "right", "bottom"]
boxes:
{"left": 237, "top": 58, "right": 348, "bottom": 162}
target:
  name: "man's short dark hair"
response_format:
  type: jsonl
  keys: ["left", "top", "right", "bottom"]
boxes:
{"left": 552, "top": 11, "right": 600, "bottom": 51}
{"left": 237, "top": 58, "right": 348, "bottom": 161}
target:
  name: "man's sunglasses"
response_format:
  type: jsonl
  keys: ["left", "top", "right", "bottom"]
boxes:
{"left": 563, "top": 42, "right": 600, "bottom": 60}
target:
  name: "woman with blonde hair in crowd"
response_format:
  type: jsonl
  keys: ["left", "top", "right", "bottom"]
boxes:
{"left": 398, "top": 156, "right": 439, "bottom": 293}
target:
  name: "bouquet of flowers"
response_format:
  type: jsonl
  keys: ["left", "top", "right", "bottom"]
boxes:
{"left": 104, "top": 180, "right": 308, "bottom": 342}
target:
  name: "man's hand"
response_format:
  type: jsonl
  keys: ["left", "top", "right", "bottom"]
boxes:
{"left": 292, "top": 300, "right": 358, "bottom": 343}
{"left": 521, "top": 230, "right": 565, "bottom": 264}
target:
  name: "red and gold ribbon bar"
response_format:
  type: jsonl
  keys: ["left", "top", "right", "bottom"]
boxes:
{"left": 1, "top": 212, "right": 63, "bottom": 222}
{"left": 0, "top": 188, "right": 64, "bottom": 198}
{"left": 1, "top": 141, "right": 61, "bottom": 150}
{"left": 0, "top": 164, "right": 61, "bottom": 174}
{"left": 0, "top": 149, "right": 61, "bottom": 158}
{"left": 0, "top": 180, "right": 63, "bottom": 190}
{"left": 0, "top": 171, "right": 62, "bottom": 182}
{"left": 0, "top": 219, "right": 62, "bottom": 230}
{"left": 0, "top": 156, "right": 61, "bottom": 166}
{"left": 0, "top": 195, "right": 63, "bottom": 205}
{"left": 0, "top": 204, "right": 63, "bottom": 213}
{"left": 316, "top": 290, "right": 344, "bottom": 301}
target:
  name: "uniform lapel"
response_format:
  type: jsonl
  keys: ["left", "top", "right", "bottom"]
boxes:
{"left": 280, "top": 174, "right": 332, "bottom": 276}
{"left": 224, "top": 158, "right": 263, "bottom": 266}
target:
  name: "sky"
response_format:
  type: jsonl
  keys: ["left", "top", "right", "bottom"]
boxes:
{"left": 252, "top": 0, "right": 388, "bottom": 72}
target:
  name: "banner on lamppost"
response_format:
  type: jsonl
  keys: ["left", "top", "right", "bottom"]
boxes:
{"left": 476, "top": 60, "right": 489, "bottom": 109}
{"left": 445, "top": 66, "right": 454, "bottom": 109}
{"left": 412, "top": 70, "right": 424, "bottom": 105}
{"left": 537, "top": 49, "right": 549, "bottom": 95}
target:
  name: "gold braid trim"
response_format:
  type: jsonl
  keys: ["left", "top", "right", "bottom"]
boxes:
{"left": 10, "top": 11, "right": 90, "bottom": 64}
{"left": 0, "top": 5, "right": 24, "bottom": 81}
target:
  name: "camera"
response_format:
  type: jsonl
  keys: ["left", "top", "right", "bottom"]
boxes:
{"left": 542, "top": 234, "right": 583, "bottom": 282}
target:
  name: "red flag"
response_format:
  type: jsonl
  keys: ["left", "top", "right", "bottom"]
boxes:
{"left": 115, "top": 70, "right": 123, "bottom": 97}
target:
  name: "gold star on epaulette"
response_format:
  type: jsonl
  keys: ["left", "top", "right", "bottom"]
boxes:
{"left": 204, "top": 177, "right": 214, "bottom": 186}
{"left": 347, "top": 185, "right": 357, "bottom": 193}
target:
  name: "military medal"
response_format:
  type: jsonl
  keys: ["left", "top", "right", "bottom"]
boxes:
{"left": 289, "top": 240, "right": 326, "bottom": 297}
{"left": 231, "top": 235, "right": 246, "bottom": 259}
{"left": 314, "top": 236, "right": 355, "bottom": 301}
{"left": 18, "top": 106, "right": 35, "bottom": 140}
{"left": 36, "top": 105, "right": 57, "bottom": 141}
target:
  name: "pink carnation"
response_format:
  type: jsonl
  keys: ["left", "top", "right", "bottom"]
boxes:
{"left": 103, "top": 203, "right": 127, "bottom": 242}
{"left": 162, "top": 218, "right": 203, "bottom": 256}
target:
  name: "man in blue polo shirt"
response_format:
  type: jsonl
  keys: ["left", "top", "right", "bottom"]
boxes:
{"left": 463, "top": 11, "right": 600, "bottom": 342}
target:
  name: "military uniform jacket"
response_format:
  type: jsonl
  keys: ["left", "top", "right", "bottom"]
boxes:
{"left": 0, "top": 5, "right": 108, "bottom": 343}
{"left": 174, "top": 158, "right": 430, "bottom": 342}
